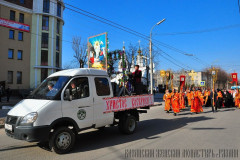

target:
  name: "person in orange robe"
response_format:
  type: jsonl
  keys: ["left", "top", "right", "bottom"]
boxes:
{"left": 187, "top": 89, "right": 192, "bottom": 107}
{"left": 235, "top": 90, "right": 240, "bottom": 108}
{"left": 204, "top": 89, "right": 211, "bottom": 107}
{"left": 179, "top": 90, "right": 185, "bottom": 109}
{"left": 163, "top": 90, "right": 172, "bottom": 113}
{"left": 216, "top": 90, "right": 223, "bottom": 110}
{"left": 197, "top": 89, "right": 204, "bottom": 112}
{"left": 172, "top": 89, "right": 180, "bottom": 116}
{"left": 190, "top": 89, "right": 196, "bottom": 113}
{"left": 191, "top": 88, "right": 202, "bottom": 113}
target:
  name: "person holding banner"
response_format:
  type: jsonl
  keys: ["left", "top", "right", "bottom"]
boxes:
{"left": 179, "top": 90, "right": 185, "bottom": 110}
{"left": 163, "top": 90, "right": 172, "bottom": 113}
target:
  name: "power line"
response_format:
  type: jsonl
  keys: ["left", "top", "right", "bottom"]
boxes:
{"left": 154, "top": 24, "right": 240, "bottom": 36}
{"left": 62, "top": 2, "right": 211, "bottom": 67}
{"left": 238, "top": 0, "right": 240, "bottom": 14}
{"left": 23, "top": 0, "right": 211, "bottom": 68}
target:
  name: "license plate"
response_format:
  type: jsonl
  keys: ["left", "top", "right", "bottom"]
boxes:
{"left": 5, "top": 124, "right": 12, "bottom": 131}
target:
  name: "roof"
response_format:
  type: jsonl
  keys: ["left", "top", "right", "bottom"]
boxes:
{"left": 48, "top": 68, "right": 108, "bottom": 77}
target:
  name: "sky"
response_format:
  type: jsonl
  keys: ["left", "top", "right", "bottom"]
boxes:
{"left": 61, "top": 0, "right": 240, "bottom": 73}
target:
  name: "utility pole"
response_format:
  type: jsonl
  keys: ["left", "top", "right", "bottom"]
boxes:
{"left": 209, "top": 67, "right": 219, "bottom": 108}
{"left": 149, "top": 18, "right": 166, "bottom": 94}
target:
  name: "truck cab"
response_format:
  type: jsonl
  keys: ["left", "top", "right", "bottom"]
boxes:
{"left": 5, "top": 68, "right": 152, "bottom": 154}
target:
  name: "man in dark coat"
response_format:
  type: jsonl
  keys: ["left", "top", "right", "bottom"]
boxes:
{"left": 132, "top": 65, "right": 142, "bottom": 95}
{"left": 210, "top": 89, "right": 217, "bottom": 112}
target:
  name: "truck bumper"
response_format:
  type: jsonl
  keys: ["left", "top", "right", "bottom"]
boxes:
{"left": 5, "top": 125, "right": 51, "bottom": 142}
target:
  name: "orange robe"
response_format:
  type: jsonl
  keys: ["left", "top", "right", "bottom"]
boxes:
{"left": 191, "top": 91, "right": 203, "bottom": 113}
{"left": 179, "top": 93, "right": 185, "bottom": 109}
{"left": 197, "top": 91, "right": 204, "bottom": 112}
{"left": 187, "top": 92, "right": 193, "bottom": 107}
{"left": 172, "top": 93, "right": 180, "bottom": 113}
{"left": 204, "top": 91, "right": 210, "bottom": 105}
{"left": 164, "top": 93, "right": 172, "bottom": 111}
{"left": 217, "top": 91, "right": 223, "bottom": 107}
{"left": 235, "top": 93, "right": 240, "bottom": 108}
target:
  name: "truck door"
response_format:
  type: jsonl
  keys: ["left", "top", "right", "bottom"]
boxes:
{"left": 92, "top": 77, "right": 114, "bottom": 128}
{"left": 62, "top": 77, "right": 94, "bottom": 129}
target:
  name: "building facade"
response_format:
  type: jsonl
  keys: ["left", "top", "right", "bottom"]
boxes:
{"left": 0, "top": 0, "right": 64, "bottom": 91}
{"left": 0, "top": 0, "right": 33, "bottom": 90}
{"left": 30, "top": 0, "right": 64, "bottom": 88}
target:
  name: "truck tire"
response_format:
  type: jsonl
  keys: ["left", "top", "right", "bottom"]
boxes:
{"left": 49, "top": 127, "right": 76, "bottom": 154}
{"left": 118, "top": 115, "right": 137, "bottom": 134}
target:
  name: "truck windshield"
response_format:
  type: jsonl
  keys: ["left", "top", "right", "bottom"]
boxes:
{"left": 28, "top": 76, "right": 70, "bottom": 100}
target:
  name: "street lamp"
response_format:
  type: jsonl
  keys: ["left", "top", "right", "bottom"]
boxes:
{"left": 149, "top": 18, "right": 166, "bottom": 94}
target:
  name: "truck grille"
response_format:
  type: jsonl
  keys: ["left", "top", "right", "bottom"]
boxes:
{"left": 6, "top": 116, "right": 19, "bottom": 125}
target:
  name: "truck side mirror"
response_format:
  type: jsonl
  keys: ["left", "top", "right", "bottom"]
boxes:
{"left": 64, "top": 89, "right": 72, "bottom": 101}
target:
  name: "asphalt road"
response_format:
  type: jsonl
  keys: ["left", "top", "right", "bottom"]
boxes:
{"left": 0, "top": 104, "right": 240, "bottom": 160}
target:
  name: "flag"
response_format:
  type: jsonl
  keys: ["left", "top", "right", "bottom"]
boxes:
{"left": 231, "top": 73, "right": 238, "bottom": 84}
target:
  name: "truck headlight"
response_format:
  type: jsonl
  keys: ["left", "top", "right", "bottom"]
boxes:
{"left": 21, "top": 112, "right": 38, "bottom": 124}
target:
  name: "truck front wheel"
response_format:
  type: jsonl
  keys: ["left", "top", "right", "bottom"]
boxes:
{"left": 49, "top": 127, "right": 76, "bottom": 154}
{"left": 119, "top": 115, "right": 137, "bottom": 134}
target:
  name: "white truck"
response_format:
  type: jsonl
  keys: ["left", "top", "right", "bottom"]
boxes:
{"left": 5, "top": 68, "right": 154, "bottom": 154}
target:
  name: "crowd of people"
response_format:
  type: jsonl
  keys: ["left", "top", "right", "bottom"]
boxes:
{"left": 163, "top": 88, "right": 240, "bottom": 116}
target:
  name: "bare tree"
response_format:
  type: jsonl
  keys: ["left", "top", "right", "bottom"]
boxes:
{"left": 72, "top": 36, "right": 87, "bottom": 68}
{"left": 126, "top": 43, "right": 138, "bottom": 72}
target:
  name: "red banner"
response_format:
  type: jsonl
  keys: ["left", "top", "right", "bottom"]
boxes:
{"left": 231, "top": 73, "right": 238, "bottom": 84}
{"left": 0, "top": 18, "right": 30, "bottom": 32}
{"left": 180, "top": 75, "right": 185, "bottom": 90}
{"left": 103, "top": 94, "right": 154, "bottom": 113}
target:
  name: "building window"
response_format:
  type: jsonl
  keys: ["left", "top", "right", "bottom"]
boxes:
{"left": 57, "top": 3, "right": 61, "bottom": 17}
{"left": 42, "top": 16, "right": 49, "bottom": 31}
{"left": 56, "top": 52, "right": 59, "bottom": 67}
{"left": 20, "top": 0, "right": 25, "bottom": 4}
{"left": 41, "top": 50, "right": 48, "bottom": 66}
{"left": 17, "top": 50, "right": 23, "bottom": 60}
{"left": 43, "top": 0, "right": 50, "bottom": 13}
{"left": 19, "top": 13, "right": 24, "bottom": 23}
{"left": 56, "top": 36, "right": 60, "bottom": 51}
{"left": 41, "top": 68, "right": 48, "bottom": 82}
{"left": 10, "top": 10, "right": 15, "bottom": 21}
{"left": 18, "top": 32, "right": 23, "bottom": 41}
{"left": 9, "top": 30, "right": 14, "bottom": 39}
{"left": 8, "top": 71, "right": 13, "bottom": 84}
{"left": 8, "top": 49, "right": 14, "bottom": 59}
{"left": 57, "top": 20, "right": 60, "bottom": 34}
{"left": 17, "top": 71, "right": 22, "bottom": 84}
{"left": 94, "top": 78, "right": 110, "bottom": 96}
{"left": 41, "top": 33, "right": 48, "bottom": 48}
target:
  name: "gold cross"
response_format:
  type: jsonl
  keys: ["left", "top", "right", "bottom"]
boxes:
{"left": 188, "top": 70, "right": 197, "bottom": 81}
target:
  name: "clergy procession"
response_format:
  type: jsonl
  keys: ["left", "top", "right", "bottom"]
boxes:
{"left": 163, "top": 88, "right": 240, "bottom": 116}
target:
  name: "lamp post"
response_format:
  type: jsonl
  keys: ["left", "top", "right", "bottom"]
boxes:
{"left": 149, "top": 18, "right": 166, "bottom": 94}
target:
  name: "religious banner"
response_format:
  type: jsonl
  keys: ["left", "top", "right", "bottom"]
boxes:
{"left": 231, "top": 73, "right": 238, "bottom": 84}
{"left": 160, "top": 70, "right": 166, "bottom": 77}
{"left": 88, "top": 32, "right": 108, "bottom": 70}
{"left": 180, "top": 75, "right": 185, "bottom": 91}
{"left": 0, "top": 18, "right": 30, "bottom": 32}
{"left": 103, "top": 94, "right": 154, "bottom": 113}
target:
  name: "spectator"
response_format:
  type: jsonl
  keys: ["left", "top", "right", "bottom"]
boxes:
{"left": 6, "top": 86, "right": 11, "bottom": 102}
{"left": 0, "top": 85, "right": 3, "bottom": 102}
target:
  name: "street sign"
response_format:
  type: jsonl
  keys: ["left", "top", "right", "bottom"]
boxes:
{"left": 200, "top": 81, "right": 205, "bottom": 86}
